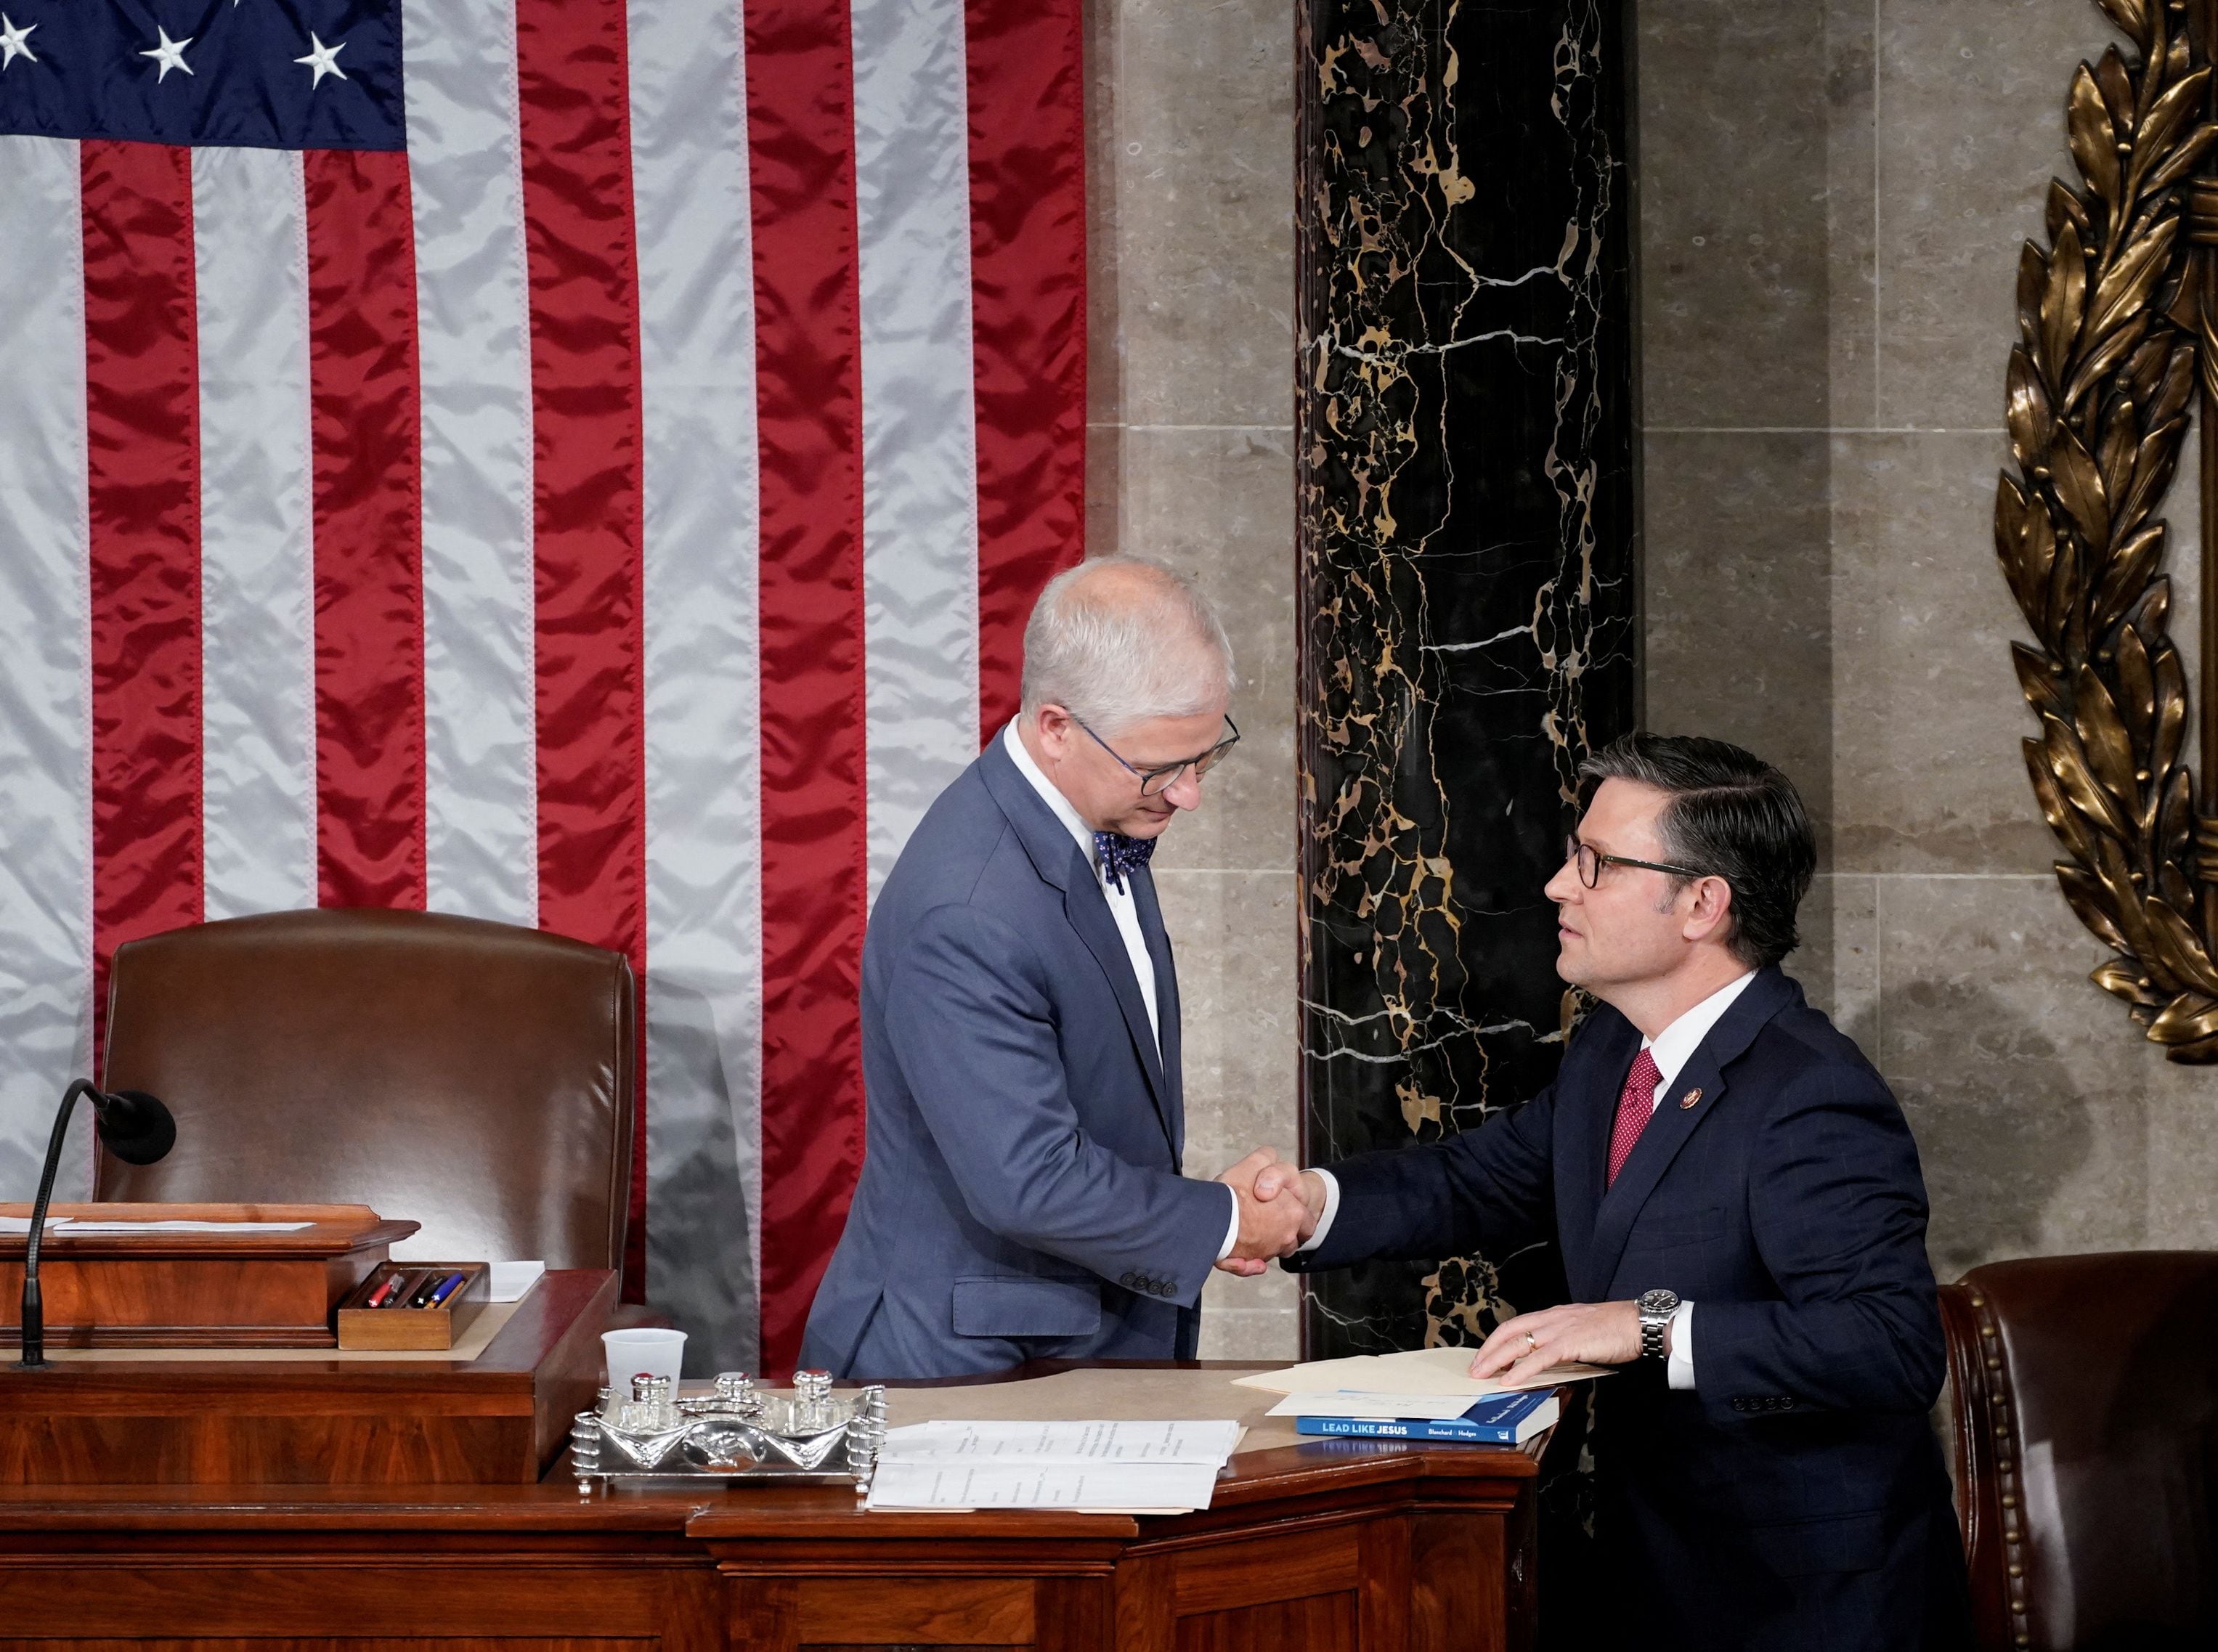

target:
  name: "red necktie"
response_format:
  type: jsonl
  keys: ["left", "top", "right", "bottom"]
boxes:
{"left": 1606, "top": 1048, "right": 1662, "bottom": 1187}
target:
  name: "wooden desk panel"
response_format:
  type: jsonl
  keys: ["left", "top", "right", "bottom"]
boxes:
{"left": 0, "top": 1269, "right": 613, "bottom": 1484}
{"left": 0, "top": 1364, "right": 1541, "bottom": 1652}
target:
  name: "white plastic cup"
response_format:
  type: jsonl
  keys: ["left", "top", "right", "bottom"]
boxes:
{"left": 602, "top": 1327, "right": 686, "bottom": 1397}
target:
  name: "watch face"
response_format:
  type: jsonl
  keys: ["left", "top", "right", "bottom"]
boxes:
{"left": 1638, "top": 1288, "right": 1678, "bottom": 1316}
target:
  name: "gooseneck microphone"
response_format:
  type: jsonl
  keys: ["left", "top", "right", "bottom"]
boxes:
{"left": 19, "top": 1081, "right": 176, "bottom": 1369}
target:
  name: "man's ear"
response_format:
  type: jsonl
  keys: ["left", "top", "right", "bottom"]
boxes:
{"left": 1032, "top": 703, "right": 1073, "bottom": 754}
{"left": 1681, "top": 876, "right": 1734, "bottom": 945}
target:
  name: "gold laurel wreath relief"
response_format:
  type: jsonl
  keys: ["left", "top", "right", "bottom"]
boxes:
{"left": 1997, "top": 0, "right": 2218, "bottom": 1059}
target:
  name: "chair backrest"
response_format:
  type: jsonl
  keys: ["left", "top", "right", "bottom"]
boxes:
{"left": 97, "top": 909, "right": 635, "bottom": 1271}
{"left": 1940, "top": 1253, "right": 2218, "bottom": 1651}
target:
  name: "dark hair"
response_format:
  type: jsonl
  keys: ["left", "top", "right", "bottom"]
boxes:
{"left": 1577, "top": 732, "right": 1816, "bottom": 970}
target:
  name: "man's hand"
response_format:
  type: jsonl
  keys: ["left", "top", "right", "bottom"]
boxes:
{"left": 1253, "top": 1160, "right": 1328, "bottom": 1221}
{"left": 1468, "top": 1300, "right": 1649, "bottom": 1387}
{"left": 1213, "top": 1148, "right": 1317, "bottom": 1274}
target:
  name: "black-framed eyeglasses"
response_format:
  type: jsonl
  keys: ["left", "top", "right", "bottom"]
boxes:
{"left": 1564, "top": 836, "right": 1711, "bottom": 890}
{"left": 1074, "top": 715, "right": 1241, "bottom": 797}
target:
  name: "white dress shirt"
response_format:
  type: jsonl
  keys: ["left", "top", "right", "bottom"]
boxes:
{"left": 1300, "top": 970, "right": 1757, "bottom": 1390}
{"left": 1002, "top": 723, "right": 1243, "bottom": 1261}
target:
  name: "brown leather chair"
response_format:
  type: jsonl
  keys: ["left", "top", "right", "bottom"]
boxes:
{"left": 97, "top": 908, "right": 635, "bottom": 1271}
{"left": 1940, "top": 1253, "right": 2218, "bottom": 1651}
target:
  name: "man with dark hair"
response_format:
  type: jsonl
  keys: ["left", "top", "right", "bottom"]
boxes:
{"left": 1224, "top": 732, "right": 1969, "bottom": 1651}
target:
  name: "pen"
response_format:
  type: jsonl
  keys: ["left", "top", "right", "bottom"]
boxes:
{"left": 405, "top": 1270, "right": 443, "bottom": 1308}
{"left": 382, "top": 1270, "right": 428, "bottom": 1308}
{"left": 426, "top": 1271, "right": 467, "bottom": 1307}
{"left": 364, "top": 1274, "right": 401, "bottom": 1309}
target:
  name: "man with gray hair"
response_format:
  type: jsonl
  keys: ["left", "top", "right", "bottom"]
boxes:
{"left": 800, "top": 556, "right": 1304, "bottom": 1378}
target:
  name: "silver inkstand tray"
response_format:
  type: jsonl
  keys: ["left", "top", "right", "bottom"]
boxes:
{"left": 568, "top": 1368, "right": 887, "bottom": 1494}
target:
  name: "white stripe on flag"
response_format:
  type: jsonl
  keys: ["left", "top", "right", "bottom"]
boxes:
{"left": 406, "top": 0, "right": 540, "bottom": 925}
{"left": 631, "top": 0, "right": 766, "bottom": 1369}
{"left": 0, "top": 137, "right": 94, "bottom": 1196}
{"left": 194, "top": 146, "right": 317, "bottom": 921}
{"left": 852, "top": 0, "right": 983, "bottom": 900}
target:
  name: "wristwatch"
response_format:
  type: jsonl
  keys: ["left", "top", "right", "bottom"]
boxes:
{"left": 1637, "top": 1288, "right": 1680, "bottom": 1362}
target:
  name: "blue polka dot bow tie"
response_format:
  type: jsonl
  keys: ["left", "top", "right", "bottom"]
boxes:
{"left": 1092, "top": 831, "right": 1155, "bottom": 892}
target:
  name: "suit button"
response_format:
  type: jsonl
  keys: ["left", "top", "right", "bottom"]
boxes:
{"left": 1119, "top": 1272, "right": 1138, "bottom": 1290}
{"left": 1158, "top": 1282, "right": 1174, "bottom": 1298}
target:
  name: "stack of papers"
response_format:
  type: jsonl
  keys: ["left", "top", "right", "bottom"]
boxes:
{"left": 1264, "top": 1390, "right": 1498, "bottom": 1420}
{"left": 484, "top": 1261, "right": 545, "bottom": 1301}
{"left": 1231, "top": 1346, "right": 1601, "bottom": 1451}
{"left": 1232, "top": 1344, "right": 1613, "bottom": 1397}
{"left": 865, "top": 1418, "right": 1244, "bottom": 1513}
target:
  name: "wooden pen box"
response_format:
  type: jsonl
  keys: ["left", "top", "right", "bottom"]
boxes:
{"left": 336, "top": 1261, "right": 490, "bottom": 1351}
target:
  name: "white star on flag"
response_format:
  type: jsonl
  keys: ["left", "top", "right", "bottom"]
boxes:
{"left": 0, "top": 13, "right": 36, "bottom": 70}
{"left": 295, "top": 33, "right": 347, "bottom": 89}
{"left": 142, "top": 27, "right": 192, "bottom": 81}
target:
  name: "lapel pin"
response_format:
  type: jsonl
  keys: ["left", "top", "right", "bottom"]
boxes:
{"left": 1678, "top": 1087, "right": 1702, "bottom": 1110}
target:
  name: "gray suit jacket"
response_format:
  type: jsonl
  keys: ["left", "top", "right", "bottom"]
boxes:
{"left": 798, "top": 736, "right": 1232, "bottom": 1379}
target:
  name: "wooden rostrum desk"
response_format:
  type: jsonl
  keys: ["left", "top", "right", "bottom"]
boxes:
{"left": 0, "top": 1271, "right": 1544, "bottom": 1652}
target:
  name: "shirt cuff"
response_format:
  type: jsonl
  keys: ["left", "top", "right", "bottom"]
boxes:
{"left": 1293, "top": 1168, "right": 1342, "bottom": 1254}
{"left": 1215, "top": 1184, "right": 1240, "bottom": 1262}
{"left": 1665, "top": 1300, "right": 1696, "bottom": 1391}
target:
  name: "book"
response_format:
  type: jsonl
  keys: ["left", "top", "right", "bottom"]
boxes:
{"left": 1293, "top": 1388, "right": 1560, "bottom": 1445}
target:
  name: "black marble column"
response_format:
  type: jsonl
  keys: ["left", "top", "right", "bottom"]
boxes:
{"left": 1296, "top": 0, "right": 1639, "bottom": 1356}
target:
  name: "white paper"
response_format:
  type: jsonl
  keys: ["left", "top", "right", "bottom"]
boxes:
{"left": 0, "top": 1217, "right": 314, "bottom": 1235}
{"left": 1233, "top": 1345, "right": 1614, "bottom": 1397}
{"left": 486, "top": 1261, "right": 546, "bottom": 1302}
{"left": 880, "top": 1419, "right": 1243, "bottom": 1465}
{"left": 866, "top": 1458, "right": 1222, "bottom": 1513}
{"left": 1264, "top": 1391, "right": 1484, "bottom": 1421}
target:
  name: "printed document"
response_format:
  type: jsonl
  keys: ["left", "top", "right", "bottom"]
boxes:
{"left": 865, "top": 1418, "right": 1243, "bottom": 1512}
{"left": 867, "top": 1459, "right": 1222, "bottom": 1512}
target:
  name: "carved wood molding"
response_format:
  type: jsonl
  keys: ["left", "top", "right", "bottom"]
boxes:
{"left": 1999, "top": 0, "right": 2218, "bottom": 1058}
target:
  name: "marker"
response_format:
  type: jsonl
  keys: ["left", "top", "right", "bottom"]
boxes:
{"left": 407, "top": 1271, "right": 443, "bottom": 1308}
{"left": 364, "top": 1274, "right": 401, "bottom": 1309}
{"left": 426, "top": 1271, "right": 468, "bottom": 1307}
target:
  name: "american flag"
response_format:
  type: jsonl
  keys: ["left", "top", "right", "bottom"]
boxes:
{"left": 0, "top": 0, "right": 1086, "bottom": 1373}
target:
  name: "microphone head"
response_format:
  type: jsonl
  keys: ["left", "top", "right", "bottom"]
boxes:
{"left": 95, "top": 1089, "right": 176, "bottom": 1166}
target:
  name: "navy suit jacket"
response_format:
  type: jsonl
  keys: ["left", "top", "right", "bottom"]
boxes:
{"left": 1289, "top": 968, "right": 1967, "bottom": 1648}
{"left": 799, "top": 736, "right": 1232, "bottom": 1380}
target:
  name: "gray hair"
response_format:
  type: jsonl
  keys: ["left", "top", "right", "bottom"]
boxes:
{"left": 1020, "top": 556, "right": 1235, "bottom": 734}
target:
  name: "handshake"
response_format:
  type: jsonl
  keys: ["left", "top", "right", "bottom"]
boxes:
{"left": 1211, "top": 1148, "right": 1327, "bottom": 1276}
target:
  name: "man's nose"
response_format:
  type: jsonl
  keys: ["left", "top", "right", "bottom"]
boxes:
{"left": 1161, "top": 768, "right": 1205, "bottom": 810}
{"left": 1543, "top": 862, "right": 1580, "bottom": 903}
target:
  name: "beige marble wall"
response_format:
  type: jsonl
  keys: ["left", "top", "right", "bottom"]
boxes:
{"left": 1641, "top": 0, "right": 2218, "bottom": 1280}
{"left": 1084, "top": 0, "right": 1302, "bottom": 1356}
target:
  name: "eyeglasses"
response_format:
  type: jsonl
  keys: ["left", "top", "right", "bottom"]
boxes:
{"left": 1564, "top": 836, "right": 1712, "bottom": 890}
{"left": 1074, "top": 715, "right": 1242, "bottom": 797}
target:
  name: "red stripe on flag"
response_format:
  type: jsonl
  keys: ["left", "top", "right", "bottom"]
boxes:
{"left": 305, "top": 149, "right": 427, "bottom": 909}
{"left": 746, "top": 0, "right": 869, "bottom": 1376}
{"left": 83, "top": 140, "right": 203, "bottom": 1073}
{"left": 516, "top": 0, "right": 651, "bottom": 1298}
{"left": 965, "top": 0, "right": 1087, "bottom": 739}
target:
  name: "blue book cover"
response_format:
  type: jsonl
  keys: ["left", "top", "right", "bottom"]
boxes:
{"left": 1293, "top": 1388, "right": 1561, "bottom": 1445}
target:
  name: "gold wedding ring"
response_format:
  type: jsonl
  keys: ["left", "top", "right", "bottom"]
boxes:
{"left": 1523, "top": 1330, "right": 1538, "bottom": 1351}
